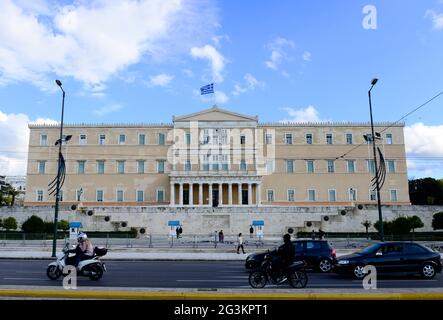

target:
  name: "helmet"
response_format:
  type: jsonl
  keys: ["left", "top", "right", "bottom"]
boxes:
{"left": 77, "top": 232, "right": 87, "bottom": 242}
{"left": 283, "top": 233, "right": 291, "bottom": 243}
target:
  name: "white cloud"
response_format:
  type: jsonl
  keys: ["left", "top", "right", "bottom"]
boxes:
{"left": 211, "top": 34, "right": 230, "bottom": 47}
{"left": 232, "top": 73, "right": 264, "bottom": 96}
{"left": 265, "top": 37, "right": 295, "bottom": 71}
{"left": 195, "top": 90, "right": 229, "bottom": 104}
{"left": 93, "top": 103, "right": 123, "bottom": 117}
{"left": 281, "top": 105, "right": 322, "bottom": 122}
{"left": 0, "top": 0, "right": 217, "bottom": 91}
{"left": 146, "top": 73, "right": 174, "bottom": 87}
{"left": 302, "top": 51, "right": 312, "bottom": 61}
{"left": 404, "top": 122, "right": 443, "bottom": 157}
{"left": 190, "top": 44, "right": 226, "bottom": 83}
{"left": 182, "top": 69, "right": 194, "bottom": 78}
{"left": 0, "top": 110, "right": 57, "bottom": 176}
{"left": 425, "top": 10, "right": 443, "bottom": 29}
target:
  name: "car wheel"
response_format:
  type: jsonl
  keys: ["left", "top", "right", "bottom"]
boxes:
{"left": 421, "top": 263, "right": 436, "bottom": 280}
{"left": 353, "top": 264, "right": 366, "bottom": 279}
{"left": 318, "top": 259, "right": 332, "bottom": 273}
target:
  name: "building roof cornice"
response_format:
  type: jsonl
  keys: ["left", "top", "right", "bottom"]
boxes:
{"left": 28, "top": 123, "right": 174, "bottom": 129}
{"left": 259, "top": 121, "right": 405, "bottom": 127}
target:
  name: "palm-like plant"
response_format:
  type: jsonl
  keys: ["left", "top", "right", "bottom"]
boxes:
{"left": 362, "top": 220, "right": 372, "bottom": 240}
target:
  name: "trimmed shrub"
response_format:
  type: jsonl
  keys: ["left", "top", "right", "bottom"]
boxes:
{"left": 3, "top": 217, "right": 17, "bottom": 231}
{"left": 21, "top": 215, "right": 45, "bottom": 233}
{"left": 432, "top": 212, "right": 443, "bottom": 230}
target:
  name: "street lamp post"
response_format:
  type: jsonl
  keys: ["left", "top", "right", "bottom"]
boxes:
{"left": 52, "top": 80, "right": 66, "bottom": 257}
{"left": 368, "top": 78, "right": 384, "bottom": 241}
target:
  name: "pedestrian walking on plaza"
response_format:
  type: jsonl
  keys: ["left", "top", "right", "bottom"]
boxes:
{"left": 318, "top": 229, "right": 325, "bottom": 240}
{"left": 218, "top": 230, "right": 224, "bottom": 243}
{"left": 249, "top": 225, "right": 254, "bottom": 238}
{"left": 176, "top": 227, "right": 180, "bottom": 239}
{"left": 237, "top": 233, "right": 245, "bottom": 254}
{"left": 311, "top": 229, "right": 315, "bottom": 240}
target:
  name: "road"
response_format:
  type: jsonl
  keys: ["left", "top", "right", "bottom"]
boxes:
{"left": 0, "top": 260, "right": 442, "bottom": 289}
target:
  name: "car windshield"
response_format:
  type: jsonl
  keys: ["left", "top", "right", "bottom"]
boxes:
{"left": 359, "top": 244, "right": 381, "bottom": 255}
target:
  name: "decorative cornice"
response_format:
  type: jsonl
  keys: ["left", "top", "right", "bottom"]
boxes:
{"left": 259, "top": 121, "right": 405, "bottom": 127}
{"left": 29, "top": 123, "right": 173, "bottom": 129}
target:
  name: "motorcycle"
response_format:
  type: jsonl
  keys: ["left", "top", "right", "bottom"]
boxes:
{"left": 248, "top": 250, "right": 308, "bottom": 288}
{"left": 46, "top": 243, "right": 108, "bottom": 281}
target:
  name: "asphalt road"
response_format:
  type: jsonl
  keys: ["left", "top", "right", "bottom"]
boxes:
{"left": 0, "top": 260, "right": 442, "bottom": 289}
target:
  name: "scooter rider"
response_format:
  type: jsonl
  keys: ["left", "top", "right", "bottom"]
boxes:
{"left": 67, "top": 232, "right": 94, "bottom": 267}
{"left": 272, "top": 234, "right": 295, "bottom": 278}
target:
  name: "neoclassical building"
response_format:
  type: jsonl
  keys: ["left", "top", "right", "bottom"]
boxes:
{"left": 25, "top": 106, "right": 410, "bottom": 208}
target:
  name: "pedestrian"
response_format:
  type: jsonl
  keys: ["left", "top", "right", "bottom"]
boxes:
{"left": 311, "top": 229, "right": 315, "bottom": 240}
{"left": 249, "top": 225, "right": 254, "bottom": 239}
{"left": 218, "top": 230, "right": 224, "bottom": 243}
{"left": 176, "top": 227, "right": 180, "bottom": 239}
{"left": 178, "top": 226, "right": 183, "bottom": 238}
{"left": 318, "top": 229, "right": 325, "bottom": 240}
{"left": 237, "top": 233, "right": 245, "bottom": 254}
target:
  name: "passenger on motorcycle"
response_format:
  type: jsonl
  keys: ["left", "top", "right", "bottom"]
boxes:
{"left": 67, "top": 232, "right": 94, "bottom": 267}
{"left": 271, "top": 234, "right": 295, "bottom": 277}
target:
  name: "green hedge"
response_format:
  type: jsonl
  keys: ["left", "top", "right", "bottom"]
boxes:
{"left": 296, "top": 231, "right": 443, "bottom": 241}
{"left": 0, "top": 230, "right": 137, "bottom": 240}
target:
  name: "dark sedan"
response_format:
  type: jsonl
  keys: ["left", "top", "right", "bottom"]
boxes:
{"left": 334, "top": 242, "right": 443, "bottom": 279}
{"left": 245, "top": 240, "right": 336, "bottom": 273}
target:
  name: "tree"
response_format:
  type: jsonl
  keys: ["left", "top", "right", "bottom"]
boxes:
{"left": 374, "top": 220, "right": 392, "bottom": 236}
{"left": 432, "top": 212, "right": 443, "bottom": 230}
{"left": 21, "top": 215, "right": 45, "bottom": 233}
{"left": 44, "top": 222, "right": 54, "bottom": 234}
{"left": 362, "top": 220, "right": 372, "bottom": 239}
{"left": 408, "top": 215, "right": 424, "bottom": 233}
{"left": 390, "top": 217, "right": 412, "bottom": 235}
{"left": 4, "top": 185, "right": 20, "bottom": 207}
{"left": 58, "top": 220, "right": 69, "bottom": 231}
{"left": 3, "top": 217, "right": 17, "bottom": 231}
{"left": 409, "top": 178, "right": 443, "bottom": 205}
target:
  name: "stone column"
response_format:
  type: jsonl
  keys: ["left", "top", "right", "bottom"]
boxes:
{"left": 218, "top": 183, "right": 223, "bottom": 206}
{"left": 248, "top": 183, "right": 252, "bottom": 205}
{"left": 189, "top": 183, "right": 193, "bottom": 206}
{"left": 228, "top": 183, "right": 233, "bottom": 205}
{"left": 170, "top": 183, "right": 175, "bottom": 206}
{"left": 179, "top": 183, "right": 183, "bottom": 206}
{"left": 209, "top": 183, "right": 213, "bottom": 207}
{"left": 238, "top": 183, "right": 242, "bottom": 205}
{"left": 199, "top": 183, "right": 203, "bottom": 206}
{"left": 256, "top": 183, "right": 261, "bottom": 206}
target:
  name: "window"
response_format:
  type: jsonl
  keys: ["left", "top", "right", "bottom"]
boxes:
{"left": 349, "top": 188, "right": 357, "bottom": 201}
{"left": 266, "top": 160, "right": 274, "bottom": 174}
{"left": 186, "top": 133, "right": 191, "bottom": 145}
{"left": 390, "top": 190, "right": 398, "bottom": 202}
{"left": 97, "top": 161, "right": 105, "bottom": 174}
{"left": 387, "top": 160, "right": 396, "bottom": 173}
{"left": 286, "top": 160, "right": 294, "bottom": 173}
{"left": 99, "top": 134, "right": 106, "bottom": 145}
{"left": 79, "top": 134, "right": 87, "bottom": 145}
{"left": 347, "top": 160, "right": 355, "bottom": 173}
{"left": 306, "top": 241, "right": 322, "bottom": 250}
{"left": 118, "top": 134, "right": 126, "bottom": 144}
{"left": 306, "top": 160, "right": 315, "bottom": 173}
{"left": 76, "top": 189, "right": 83, "bottom": 202}
{"left": 212, "top": 163, "right": 219, "bottom": 171}
{"left": 157, "top": 189, "right": 165, "bottom": 202}
{"left": 222, "top": 163, "right": 229, "bottom": 171}
{"left": 203, "top": 163, "right": 210, "bottom": 171}
{"left": 308, "top": 189, "right": 316, "bottom": 201}
{"left": 138, "top": 134, "right": 145, "bottom": 145}
{"left": 40, "top": 134, "right": 48, "bottom": 146}
{"left": 385, "top": 133, "right": 393, "bottom": 145}
{"left": 327, "top": 160, "right": 335, "bottom": 173}
{"left": 265, "top": 133, "right": 273, "bottom": 145}
{"left": 158, "top": 133, "right": 165, "bottom": 145}
{"left": 77, "top": 161, "right": 86, "bottom": 174}
{"left": 37, "top": 190, "right": 43, "bottom": 202}
{"left": 37, "top": 161, "right": 46, "bottom": 174}
{"left": 137, "top": 160, "right": 145, "bottom": 174}
{"left": 136, "top": 190, "right": 144, "bottom": 202}
{"left": 117, "top": 161, "right": 125, "bottom": 174}
{"left": 285, "top": 133, "right": 293, "bottom": 145}
{"left": 240, "top": 160, "right": 247, "bottom": 171}
{"left": 306, "top": 133, "right": 313, "bottom": 145}
{"left": 369, "top": 189, "right": 377, "bottom": 201}
{"left": 96, "top": 190, "right": 104, "bottom": 202}
{"left": 328, "top": 189, "right": 336, "bottom": 202}
{"left": 378, "top": 244, "right": 402, "bottom": 255}
{"left": 267, "top": 190, "right": 274, "bottom": 202}
{"left": 157, "top": 160, "right": 165, "bottom": 173}
{"left": 240, "top": 135, "right": 246, "bottom": 145}
{"left": 116, "top": 190, "right": 124, "bottom": 202}
{"left": 326, "top": 133, "right": 333, "bottom": 145}
{"left": 288, "top": 189, "right": 295, "bottom": 202}
{"left": 367, "top": 160, "right": 375, "bottom": 174}
{"left": 403, "top": 244, "right": 427, "bottom": 254}
{"left": 185, "top": 160, "right": 191, "bottom": 171}
{"left": 346, "top": 133, "right": 353, "bottom": 145}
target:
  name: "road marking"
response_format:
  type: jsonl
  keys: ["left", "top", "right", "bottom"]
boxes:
{"left": 3, "top": 277, "right": 49, "bottom": 281}
{"left": 176, "top": 279, "right": 246, "bottom": 282}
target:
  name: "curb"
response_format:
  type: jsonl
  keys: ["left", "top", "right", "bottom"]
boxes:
{"left": 1, "top": 289, "right": 443, "bottom": 300}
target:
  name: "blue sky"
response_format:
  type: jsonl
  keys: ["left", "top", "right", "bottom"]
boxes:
{"left": 0, "top": 0, "right": 442, "bottom": 178}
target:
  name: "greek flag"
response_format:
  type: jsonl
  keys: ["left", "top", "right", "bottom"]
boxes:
{"left": 200, "top": 83, "right": 214, "bottom": 95}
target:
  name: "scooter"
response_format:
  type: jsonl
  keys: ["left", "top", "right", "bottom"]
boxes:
{"left": 46, "top": 243, "right": 107, "bottom": 281}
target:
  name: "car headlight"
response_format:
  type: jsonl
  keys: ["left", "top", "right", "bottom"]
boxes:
{"left": 338, "top": 260, "right": 350, "bottom": 265}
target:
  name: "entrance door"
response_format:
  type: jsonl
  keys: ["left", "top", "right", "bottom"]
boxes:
{"left": 212, "top": 190, "right": 219, "bottom": 207}
{"left": 242, "top": 190, "right": 248, "bottom": 205}
{"left": 183, "top": 190, "right": 189, "bottom": 205}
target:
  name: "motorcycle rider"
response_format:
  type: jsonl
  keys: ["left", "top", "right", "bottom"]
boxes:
{"left": 67, "top": 232, "right": 94, "bottom": 267}
{"left": 272, "top": 233, "right": 295, "bottom": 280}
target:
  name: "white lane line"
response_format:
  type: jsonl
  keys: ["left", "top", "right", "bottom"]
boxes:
{"left": 351, "top": 280, "right": 437, "bottom": 282}
{"left": 3, "top": 277, "right": 49, "bottom": 281}
{"left": 176, "top": 279, "right": 246, "bottom": 282}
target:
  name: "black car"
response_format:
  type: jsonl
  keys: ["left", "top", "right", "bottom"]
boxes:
{"left": 334, "top": 242, "right": 443, "bottom": 279}
{"left": 245, "top": 240, "right": 336, "bottom": 273}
